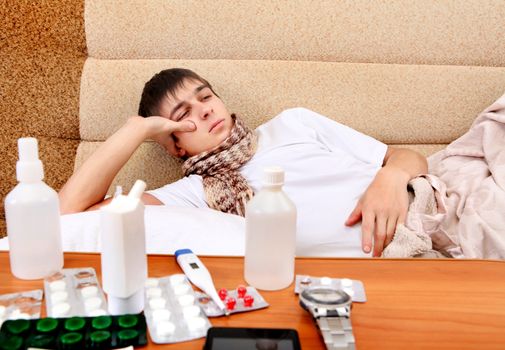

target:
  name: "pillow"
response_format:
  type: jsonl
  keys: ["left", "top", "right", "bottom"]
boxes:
{"left": 0, "top": 206, "right": 245, "bottom": 256}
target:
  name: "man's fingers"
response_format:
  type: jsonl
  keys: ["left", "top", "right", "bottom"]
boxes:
{"left": 373, "top": 215, "right": 387, "bottom": 257}
{"left": 165, "top": 140, "right": 178, "bottom": 156}
{"left": 345, "top": 202, "right": 362, "bottom": 226}
{"left": 385, "top": 216, "right": 397, "bottom": 246}
{"left": 171, "top": 120, "right": 196, "bottom": 132}
{"left": 361, "top": 212, "right": 375, "bottom": 254}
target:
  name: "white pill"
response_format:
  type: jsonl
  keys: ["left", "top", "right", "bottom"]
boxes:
{"left": 51, "top": 291, "right": 68, "bottom": 304}
{"left": 81, "top": 285, "right": 98, "bottom": 298}
{"left": 146, "top": 287, "right": 162, "bottom": 298}
{"left": 187, "top": 316, "right": 206, "bottom": 331}
{"left": 87, "top": 308, "right": 107, "bottom": 317}
{"left": 173, "top": 284, "right": 190, "bottom": 295}
{"left": 169, "top": 274, "right": 186, "bottom": 286}
{"left": 178, "top": 294, "right": 195, "bottom": 306}
{"left": 84, "top": 297, "right": 102, "bottom": 312}
{"left": 52, "top": 302, "right": 71, "bottom": 317}
{"left": 7, "top": 309, "right": 22, "bottom": 320}
{"left": 152, "top": 309, "right": 171, "bottom": 322}
{"left": 8, "top": 311, "right": 30, "bottom": 320}
{"left": 341, "top": 278, "right": 353, "bottom": 287}
{"left": 49, "top": 280, "right": 66, "bottom": 291}
{"left": 145, "top": 278, "right": 159, "bottom": 288}
{"left": 320, "top": 277, "right": 332, "bottom": 285}
{"left": 149, "top": 297, "right": 167, "bottom": 309}
{"left": 0, "top": 305, "right": 5, "bottom": 318}
{"left": 156, "top": 321, "right": 175, "bottom": 337}
{"left": 182, "top": 305, "right": 200, "bottom": 319}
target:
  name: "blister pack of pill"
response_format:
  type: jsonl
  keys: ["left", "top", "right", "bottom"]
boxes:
{"left": 0, "top": 313, "right": 147, "bottom": 349}
{"left": 294, "top": 275, "right": 367, "bottom": 302}
{"left": 44, "top": 268, "right": 108, "bottom": 318}
{"left": 144, "top": 274, "right": 212, "bottom": 344}
{"left": 195, "top": 285, "right": 269, "bottom": 317}
{"left": 0, "top": 290, "right": 43, "bottom": 328}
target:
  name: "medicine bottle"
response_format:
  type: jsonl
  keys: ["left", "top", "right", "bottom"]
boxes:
{"left": 244, "top": 166, "right": 297, "bottom": 290}
{"left": 5, "top": 138, "right": 63, "bottom": 279}
{"left": 100, "top": 180, "right": 148, "bottom": 315}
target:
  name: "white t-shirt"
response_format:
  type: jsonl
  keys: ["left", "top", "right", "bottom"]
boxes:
{"left": 149, "top": 108, "right": 388, "bottom": 257}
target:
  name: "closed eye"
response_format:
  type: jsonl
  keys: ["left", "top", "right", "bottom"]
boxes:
{"left": 176, "top": 109, "right": 189, "bottom": 121}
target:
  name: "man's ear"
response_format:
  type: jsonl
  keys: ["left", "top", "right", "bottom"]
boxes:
{"left": 177, "top": 147, "right": 187, "bottom": 158}
{"left": 173, "top": 137, "right": 187, "bottom": 158}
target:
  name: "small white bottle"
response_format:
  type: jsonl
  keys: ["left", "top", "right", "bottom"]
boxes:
{"left": 100, "top": 180, "right": 148, "bottom": 315}
{"left": 244, "top": 166, "right": 297, "bottom": 290}
{"left": 5, "top": 137, "right": 63, "bottom": 280}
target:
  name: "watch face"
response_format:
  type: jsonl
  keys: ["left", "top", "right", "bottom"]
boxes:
{"left": 301, "top": 287, "right": 351, "bottom": 306}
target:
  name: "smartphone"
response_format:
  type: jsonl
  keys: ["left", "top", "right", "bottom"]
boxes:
{"left": 203, "top": 327, "right": 301, "bottom": 350}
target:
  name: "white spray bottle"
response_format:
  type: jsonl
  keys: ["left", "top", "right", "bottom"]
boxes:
{"left": 5, "top": 137, "right": 63, "bottom": 280}
{"left": 100, "top": 180, "right": 148, "bottom": 315}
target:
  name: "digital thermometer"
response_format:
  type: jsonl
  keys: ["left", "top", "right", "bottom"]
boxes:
{"left": 175, "top": 249, "right": 228, "bottom": 315}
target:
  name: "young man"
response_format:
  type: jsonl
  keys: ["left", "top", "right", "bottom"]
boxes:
{"left": 59, "top": 68, "right": 428, "bottom": 257}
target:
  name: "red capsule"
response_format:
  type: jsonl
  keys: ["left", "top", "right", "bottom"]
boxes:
{"left": 236, "top": 285, "right": 247, "bottom": 298}
{"left": 243, "top": 294, "right": 254, "bottom": 307}
{"left": 225, "top": 297, "right": 237, "bottom": 310}
{"left": 218, "top": 288, "right": 228, "bottom": 301}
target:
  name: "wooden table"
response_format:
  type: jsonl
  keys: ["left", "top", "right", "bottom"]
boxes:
{"left": 1, "top": 252, "right": 505, "bottom": 349}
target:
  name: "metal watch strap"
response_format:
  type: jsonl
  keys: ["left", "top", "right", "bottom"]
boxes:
{"left": 315, "top": 307, "right": 355, "bottom": 350}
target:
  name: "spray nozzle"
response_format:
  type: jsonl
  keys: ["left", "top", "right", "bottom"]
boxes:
{"left": 128, "top": 180, "right": 147, "bottom": 200}
{"left": 18, "top": 138, "right": 39, "bottom": 161}
{"left": 16, "top": 137, "right": 44, "bottom": 182}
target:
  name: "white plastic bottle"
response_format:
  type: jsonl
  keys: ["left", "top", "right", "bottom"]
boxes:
{"left": 5, "top": 137, "right": 63, "bottom": 279}
{"left": 244, "top": 166, "right": 297, "bottom": 290}
{"left": 100, "top": 180, "right": 148, "bottom": 315}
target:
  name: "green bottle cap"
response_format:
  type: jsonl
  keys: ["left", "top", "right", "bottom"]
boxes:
{"left": 90, "top": 330, "right": 111, "bottom": 345}
{"left": 5, "top": 319, "right": 30, "bottom": 335}
{"left": 64, "top": 317, "right": 86, "bottom": 332}
{"left": 36, "top": 317, "right": 59, "bottom": 333}
{"left": 59, "top": 332, "right": 83, "bottom": 347}
{"left": 0, "top": 335, "right": 23, "bottom": 350}
{"left": 118, "top": 314, "right": 139, "bottom": 328}
{"left": 117, "top": 329, "right": 139, "bottom": 346}
{"left": 27, "top": 334, "right": 55, "bottom": 348}
{"left": 91, "top": 315, "right": 112, "bottom": 330}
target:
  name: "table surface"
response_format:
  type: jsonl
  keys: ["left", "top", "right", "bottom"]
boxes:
{"left": 1, "top": 252, "right": 505, "bottom": 349}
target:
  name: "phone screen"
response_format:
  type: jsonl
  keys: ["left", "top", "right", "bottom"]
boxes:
{"left": 204, "top": 327, "right": 301, "bottom": 350}
{"left": 211, "top": 337, "right": 296, "bottom": 350}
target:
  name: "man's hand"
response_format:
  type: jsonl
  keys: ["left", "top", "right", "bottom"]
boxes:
{"left": 345, "top": 166, "right": 410, "bottom": 257}
{"left": 130, "top": 116, "right": 196, "bottom": 156}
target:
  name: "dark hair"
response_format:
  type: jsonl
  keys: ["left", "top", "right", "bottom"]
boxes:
{"left": 138, "top": 68, "right": 217, "bottom": 118}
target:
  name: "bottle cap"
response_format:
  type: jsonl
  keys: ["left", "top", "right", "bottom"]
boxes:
{"left": 262, "top": 166, "right": 284, "bottom": 186}
{"left": 16, "top": 137, "right": 44, "bottom": 182}
{"left": 128, "top": 179, "right": 147, "bottom": 200}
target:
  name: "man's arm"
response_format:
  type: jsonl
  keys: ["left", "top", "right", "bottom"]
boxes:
{"left": 59, "top": 116, "right": 194, "bottom": 214}
{"left": 345, "top": 146, "right": 428, "bottom": 257}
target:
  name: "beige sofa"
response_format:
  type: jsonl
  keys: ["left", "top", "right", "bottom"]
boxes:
{"left": 2, "top": 1, "right": 505, "bottom": 237}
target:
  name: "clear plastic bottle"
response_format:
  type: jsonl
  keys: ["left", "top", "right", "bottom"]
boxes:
{"left": 5, "top": 138, "right": 63, "bottom": 279}
{"left": 244, "top": 166, "right": 297, "bottom": 290}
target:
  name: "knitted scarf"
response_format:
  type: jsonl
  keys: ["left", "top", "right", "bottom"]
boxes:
{"left": 181, "top": 114, "right": 257, "bottom": 216}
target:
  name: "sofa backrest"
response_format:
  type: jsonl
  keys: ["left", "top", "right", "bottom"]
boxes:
{"left": 78, "top": 0, "right": 505, "bottom": 194}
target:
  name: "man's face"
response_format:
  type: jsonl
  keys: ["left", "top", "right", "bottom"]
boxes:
{"left": 157, "top": 79, "right": 234, "bottom": 157}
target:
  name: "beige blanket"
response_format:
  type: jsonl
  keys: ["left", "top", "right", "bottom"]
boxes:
{"left": 384, "top": 93, "right": 505, "bottom": 259}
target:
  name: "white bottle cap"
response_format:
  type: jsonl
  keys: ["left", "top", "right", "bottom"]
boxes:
{"left": 16, "top": 137, "right": 44, "bottom": 182}
{"left": 128, "top": 179, "right": 147, "bottom": 200}
{"left": 262, "top": 166, "right": 284, "bottom": 186}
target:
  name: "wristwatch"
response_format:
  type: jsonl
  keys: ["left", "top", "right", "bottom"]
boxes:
{"left": 299, "top": 286, "right": 355, "bottom": 350}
